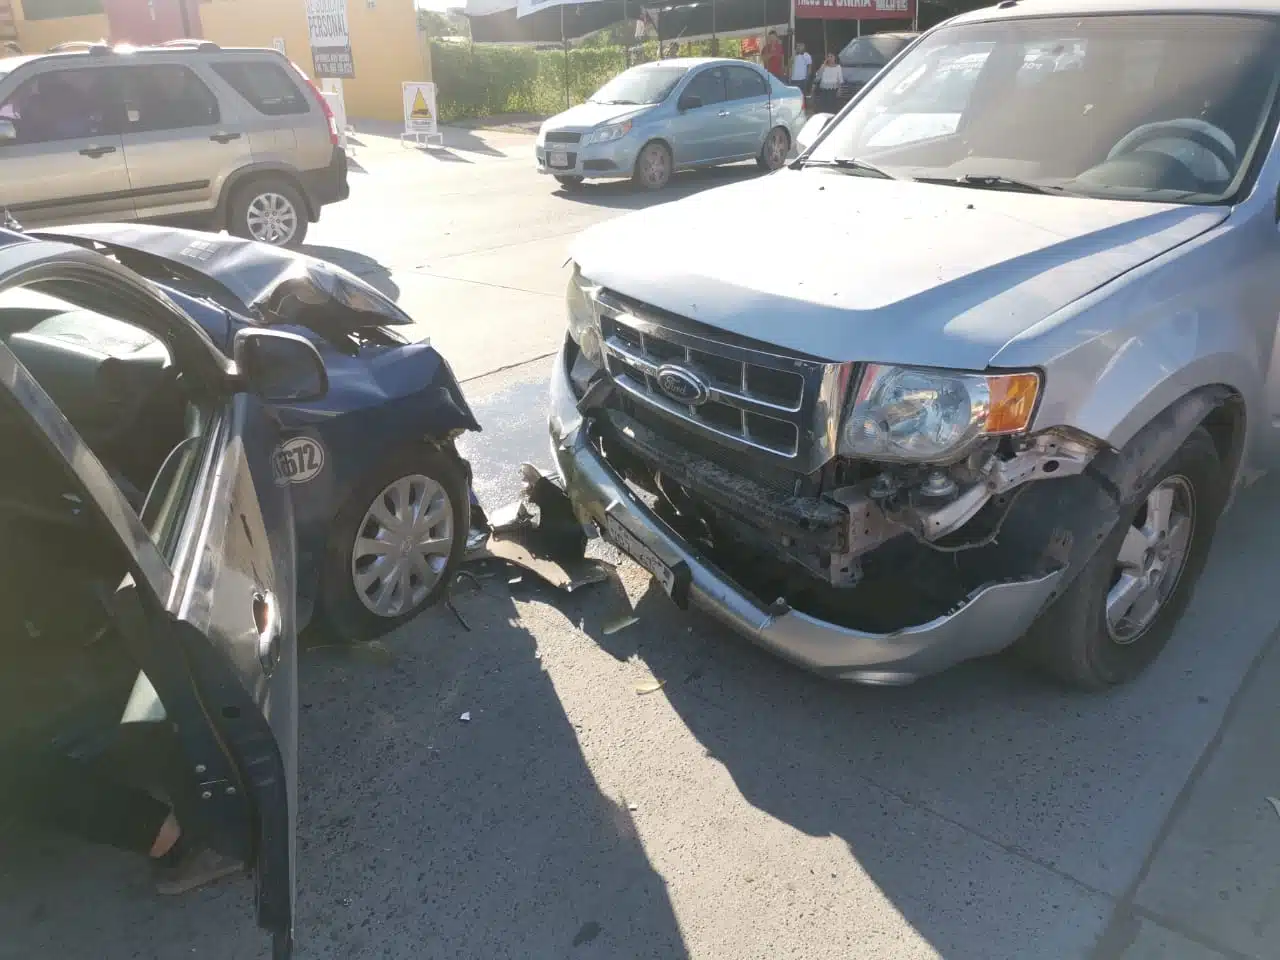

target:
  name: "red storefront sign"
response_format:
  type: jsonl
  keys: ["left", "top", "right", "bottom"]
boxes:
{"left": 794, "top": 0, "right": 915, "bottom": 20}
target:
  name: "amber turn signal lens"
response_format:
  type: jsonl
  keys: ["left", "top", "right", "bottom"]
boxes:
{"left": 985, "top": 372, "right": 1040, "bottom": 435}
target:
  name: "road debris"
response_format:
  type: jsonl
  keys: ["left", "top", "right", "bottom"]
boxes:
{"left": 634, "top": 678, "right": 666, "bottom": 695}
{"left": 459, "top": 711, "right": 471, "bottom": 723}
{"left": 604, "top": 613, "right": 639, "bottom": 636}
{"left": 1266, "top": 796, "right": 1280, "bottom": 820}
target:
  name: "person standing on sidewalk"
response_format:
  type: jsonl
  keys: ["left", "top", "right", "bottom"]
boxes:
{"left": 763, "top": 30, "right": 785, "bottom": 81}
{"left": 790, "top": 42, "right": 813, "bottom": 93}
{"left": 815, "top": 52, "right": 844, "bottom": 114}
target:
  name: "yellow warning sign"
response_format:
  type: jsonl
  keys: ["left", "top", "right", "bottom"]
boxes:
{"left": 410, "top": 89, "right": 432, "bottom": 121}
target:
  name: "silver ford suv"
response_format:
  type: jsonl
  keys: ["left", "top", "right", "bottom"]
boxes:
{"left": 551, "top": 0, "right": 1280, "bottom": 690}
{"left": 0, "top": 40, "right": 348, "bottom": 247}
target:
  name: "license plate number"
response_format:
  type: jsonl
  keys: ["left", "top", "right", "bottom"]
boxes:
{"left": 604, "top": 515, "right": 677, "bottom": 595}
{"left": 548, "top": 151, "right": 570, "bottom": 168}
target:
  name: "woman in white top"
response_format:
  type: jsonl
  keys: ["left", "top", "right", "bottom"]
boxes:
{"left": 815, "top": 52, "right": 843, "bottom": 114}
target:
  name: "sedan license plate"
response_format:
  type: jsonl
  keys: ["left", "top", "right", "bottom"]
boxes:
{"left": 604, "top": 515, "right": 680, "bottom": 597}
{"left": 548, "top": 151, "right": 570, "bottom": 168}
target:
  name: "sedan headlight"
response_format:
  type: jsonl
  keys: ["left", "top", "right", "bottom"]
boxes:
{"left": 566, "top": 268, "right": 604, "bottom": 366}
{"left": 840, "top": 364, "right": 1040, "bottom": 463}
{"left": 582, "top": 120, "right": 633, "bottom": 146}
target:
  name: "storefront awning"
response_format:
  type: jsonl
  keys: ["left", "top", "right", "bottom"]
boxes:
{"left": 794, "top": 0, "right": 915, "bottom": 19}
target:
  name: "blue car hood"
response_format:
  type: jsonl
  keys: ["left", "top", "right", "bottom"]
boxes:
{"left": 543, "top": 102, "right": 652, "bottom": 131}
{"left": 570, "top": 169, "right": 1229, "bottom": 370}
{"left": 33, "top": 223, "right": 415, "bottom": 332}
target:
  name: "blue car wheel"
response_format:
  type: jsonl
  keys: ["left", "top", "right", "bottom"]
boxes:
{"left": 319, "top": 444, "right": 470, "bottom": 640}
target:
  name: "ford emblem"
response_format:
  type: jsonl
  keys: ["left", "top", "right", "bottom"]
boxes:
{"left": 656, "top": 364, "right": 710, "bottom": 406}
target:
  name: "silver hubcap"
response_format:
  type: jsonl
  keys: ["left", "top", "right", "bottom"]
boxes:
{"left": 351, "top": 474, "right": 454, "bottom": 618}
{"left": 766, "top": 130, "right": 788, "bottom": 167}
{"left": 246, "top": 192, "right": 298, "bottom": 245}
{"left": 1106, "top": 475, "right": 1194, "bottom": 644}
{"left": 641, "top": 147, "right": 669, "bottom": 187}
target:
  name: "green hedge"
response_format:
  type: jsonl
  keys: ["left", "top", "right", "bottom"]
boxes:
{"left": 429, "top": 38, "right": 748, "bottom": 123}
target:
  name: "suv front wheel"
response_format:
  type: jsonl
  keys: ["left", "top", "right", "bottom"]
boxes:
{"left": 1018, "top": 425, "right": 1226, "bottom": 690}
{"left": 229, "top": 177, "right": 309, "bottom": 248}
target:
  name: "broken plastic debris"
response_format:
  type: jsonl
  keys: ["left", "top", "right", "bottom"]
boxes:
{"left": 459, "top": 711, "right": 471, "bottom": 722}
{"left": 627, "top": 803, "right": 638, "bottom": 812}
{"left": 634, "top": 679, "right": 666, "bottom": 695}
{"left": 1267, "top": 797, "right": 1280, "bottom": 820}
{"left": 603, "top": 614, "right": 639, "bottom": 636}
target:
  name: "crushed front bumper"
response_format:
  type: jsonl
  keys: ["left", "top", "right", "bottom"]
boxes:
{"left": 549, "top": 346, "right": 1064, "bottom": 684}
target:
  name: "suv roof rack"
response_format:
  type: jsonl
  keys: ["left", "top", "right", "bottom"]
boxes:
{"left": 155, "top": 39, "right": 221, "bottom": 52}
{"left": 46, "top": 41, "right": 111, "bottom": 55}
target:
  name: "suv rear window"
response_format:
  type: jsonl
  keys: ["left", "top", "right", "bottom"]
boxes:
{"left": 212, "top": 61, "right": 309, "bottom": 116}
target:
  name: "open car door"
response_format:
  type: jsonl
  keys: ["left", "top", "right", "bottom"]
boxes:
{"left": 0, "top": 238, "right": 307, "bottom": 958}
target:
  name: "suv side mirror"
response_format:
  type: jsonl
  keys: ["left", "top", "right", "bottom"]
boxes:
{"left": 233, "top": 328, "right": 328, "bottom": 403}
{"left": 0, "top": 119, "right": 16, "bottom": 144}
{"left": 796, "top": 113, "right": 834, "bottom": 154}
{"left": 679, "top": 94, "right": 703, "bottom": 111}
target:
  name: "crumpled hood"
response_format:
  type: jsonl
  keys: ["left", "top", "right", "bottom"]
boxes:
{"left": 543, "top": 101, "right": 650, "bottom": 132}
{"left": 570, "top": 170, "right": 1229, "bottom": 370}
{"left": 34, "top": 222, "right": 414, "bottom": 331}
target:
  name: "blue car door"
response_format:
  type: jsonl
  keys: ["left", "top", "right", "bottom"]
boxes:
{"left": 0, "top": 240, "right": 299, "bottom": 958}
{"left": 723, "top": 65, "right": 773, "bottom": 159}
{"left": 670, "top": 66, "right": 731, "bottom": 165}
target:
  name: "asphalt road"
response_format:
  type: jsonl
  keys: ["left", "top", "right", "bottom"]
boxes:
{"left": 3, "top": 126, "right": 1279, "bottom": 960}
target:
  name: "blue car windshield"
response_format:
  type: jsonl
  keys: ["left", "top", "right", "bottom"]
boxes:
{"left": 589, "top": 64, "right": 688, "bottom": 105}
{"left": 807, "top": 14, "right": 1280, "bottom": 204}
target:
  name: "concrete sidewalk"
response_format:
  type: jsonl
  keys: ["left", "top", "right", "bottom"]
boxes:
{"left": 1098, "top": 625, "right": 1280, "bottom": 960}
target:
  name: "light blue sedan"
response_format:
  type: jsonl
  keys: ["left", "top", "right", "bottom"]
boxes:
{"left": 536, "top": 58, "right": 805, "bottom": 191}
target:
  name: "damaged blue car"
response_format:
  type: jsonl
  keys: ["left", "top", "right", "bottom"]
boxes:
{"left": 4, "top": 221, "right": 481, "bottom": 641}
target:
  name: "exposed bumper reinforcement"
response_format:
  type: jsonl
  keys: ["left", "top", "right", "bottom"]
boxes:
{"left": 549, "top": 345, "right": 1064, "bottom": 684}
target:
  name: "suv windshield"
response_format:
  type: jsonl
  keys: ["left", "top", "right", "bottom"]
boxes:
{"left": 807, "top": 14, "right": 1280, "bottom": 204}
{"left": 838, "top": 35, "right": 912, "bottom": 68}
{"left": 589, "top": 64, "right": 688, "bottom": 105}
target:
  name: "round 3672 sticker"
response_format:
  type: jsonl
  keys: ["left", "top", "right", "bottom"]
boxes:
{"left": 273, "top": 436, "right": 326, "bottom": 485}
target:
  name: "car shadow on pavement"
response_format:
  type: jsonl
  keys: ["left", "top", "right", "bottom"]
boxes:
{"left": 554, "top": 164, "right": 765, "bottom": 210}
{"left": 300, "top": 245, "right": 401, "bottom": 301}
{"left": 548, "top": 473, "right": 1280, "bottom": 959}
{"left": 0, "top": 585, "right": 691, "bottom": 960}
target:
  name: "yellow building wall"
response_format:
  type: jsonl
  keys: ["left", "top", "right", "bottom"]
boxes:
{"left": 14, "top": 0, "right": 429, "bottom": 124}
{"left": 201, "top": 0, "right": 429, "bottom": 123}
{"left": 14, "top": 11, "right": 110, "bottom": 53}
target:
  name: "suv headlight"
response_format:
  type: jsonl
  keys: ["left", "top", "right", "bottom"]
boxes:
{"left": 840, "top": 364, "right": 1040, "bottom": 463}
{"left": 582, "top": 120, "right": 632, "bottom": 146}
{"left": 566, "top": 268, "right": 604, "bottom": 366}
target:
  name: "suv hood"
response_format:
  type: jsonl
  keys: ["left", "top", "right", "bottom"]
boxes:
{"left": 570, "top": 170, "right": 1229, "bottom": 370}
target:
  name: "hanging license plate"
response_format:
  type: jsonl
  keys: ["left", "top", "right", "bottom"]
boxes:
{"left": 548, "top": 151, "right": 570, "bottom": 168}
{"left": 603, "top": 515, "right": 691, "bottom": 608}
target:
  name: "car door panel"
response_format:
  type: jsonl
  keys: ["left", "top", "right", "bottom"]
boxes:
{"left": 0, "top": 308, "right": 295, "bottom": 953}
{"left": 115, "top": 63, "right": 251, "bottom": 221}
{"left": 670, "top": 67, "right": 730, "bottom": 165}
{"left": 0, "top": 65, "right": 134, "bottom": 225}
{"left": 724, "top": 66, "right": 772, "bottom": 158}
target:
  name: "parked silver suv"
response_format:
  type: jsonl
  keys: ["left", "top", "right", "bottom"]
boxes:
{"left": 0, "top": 40, "right": 348, "bottom": 248}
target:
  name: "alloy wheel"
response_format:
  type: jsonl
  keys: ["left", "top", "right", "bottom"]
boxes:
{"left": 245, "top": 191, "right": 299, "bottom": 246}
{"left": 1106, "top": 475, "right": 1195, "bottom": 644}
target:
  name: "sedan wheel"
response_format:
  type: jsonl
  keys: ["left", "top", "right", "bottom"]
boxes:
{"left": 319, "top": 445, "right": 469, "bottom": 642}
{"left": 351, "top": 473, "right": 455, "bottom": 618}
{"left": 758, "top": 127, "right": 790, "bottom": 171}
{"left": 634, "top": 142, "right": 672, "bottom": 191}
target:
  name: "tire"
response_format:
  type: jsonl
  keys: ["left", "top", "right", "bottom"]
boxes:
{"left": 554, "top": 174, "right": 584, "bottom": 190}
{"left": 228, "top": 177, "right": 308, "bottom": 248}
{"left": 633, "top": 141, "right": 673, "bottom": 191}
{"left": 757, "top": 126, "right": 791, "bottom": 171}
{"left": 1018, "top": 426, "right": 1226, "bottom": 690}
{"left": 319, "top": 445, "right": 469, "bottom": 642}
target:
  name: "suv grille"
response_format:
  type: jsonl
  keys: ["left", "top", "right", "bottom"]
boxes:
{"left": 596, "top": 290, "right": 849, "bottom": 471}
